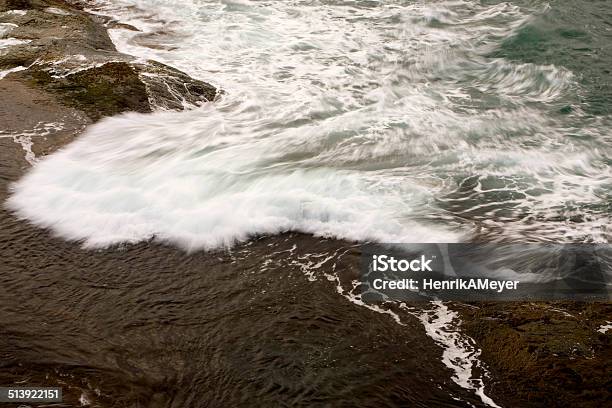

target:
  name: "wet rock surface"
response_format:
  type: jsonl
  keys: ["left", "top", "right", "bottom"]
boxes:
{"left": 1, "top": 0, "right": 216, "bottom": 124}
{"left": 136, "top": 60, "right": 217, "bottom": 111}
{"left": 18, "top": 61, "right": 151, "bottom": 120}
{"left": 455, "top": 301, "right": 611, "bottom": 407}
{"left": 0, "top": 228, "right": 490, "bottom": 408}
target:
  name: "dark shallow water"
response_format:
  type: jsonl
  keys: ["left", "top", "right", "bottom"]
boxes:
{"left": 0, "top": 215, "right": 485, "bottom": 407}
{"left": 0, "top": 140, "right": 483, "bottom": 407}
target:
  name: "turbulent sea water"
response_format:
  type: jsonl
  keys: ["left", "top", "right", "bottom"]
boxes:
{"left": 1, "top": 1, "right": 611, "bottom": 407}
{"left": 7, "top": 0, "right": 612, "bottom": 248}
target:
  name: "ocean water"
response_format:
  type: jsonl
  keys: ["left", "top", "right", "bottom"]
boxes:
{"left": 7, "top": 0, "right": 612, "bottom": 249}
{"left": 2, "top": 2, "right": 611, "bottom": 406}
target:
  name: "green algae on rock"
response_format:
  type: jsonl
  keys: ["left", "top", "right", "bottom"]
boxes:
{"left": 455, "top": 301, "right": 611, "bottom": 407}
{"left": 1, "top": 0, "right": 217, "bottom": 121}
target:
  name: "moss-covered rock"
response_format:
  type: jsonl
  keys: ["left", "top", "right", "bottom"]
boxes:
{"left": 455, "top": 301, "right": 611, "bottom": 407}
{"left": 137, "top": 60, "right": 217, "bottom": 110}
{"left": 17, "top": 62, "right": 150, "bottom": 120}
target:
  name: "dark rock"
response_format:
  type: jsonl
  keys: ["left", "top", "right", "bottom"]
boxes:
{"left": 1, "top": 0, "right": 217, "bottom": 120}
{"left": 0, "top": 0, "right": 32, "bottom": 10}
{"left": 455, "top": 301, "right": 612, "bottom": 408}
{"left": 0, "top": 0, "right": 81, "bottom": 12}
{"left": 0, "top": 9, "right": 116, "bottom": 56}
{"left": 136, "top": 60, "right": 217, "bottom": 110}
{"left": 0, "top": 44, "right": 39, "bottom": 70}
{"left": 17, "top": 62, "right": 151, "bottom": 120}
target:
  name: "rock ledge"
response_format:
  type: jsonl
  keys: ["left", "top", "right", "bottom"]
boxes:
{"left": 1, "top": 0, "right": 217, "bottom": 121}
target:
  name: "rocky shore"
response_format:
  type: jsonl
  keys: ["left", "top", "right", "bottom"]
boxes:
{"left": 1, "top": 0, "right": 216, "bottom": 163}
{"left": 0, "top": 1, "right": 610, "bottom": 407}
{"left": 454, "top": 301, "right": 611, "bottom": 407}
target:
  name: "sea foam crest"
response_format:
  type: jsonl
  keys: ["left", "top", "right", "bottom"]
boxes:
{"left": 8, "top": 0, "right": 610, "bottom": 248}
{"left": 7, "top": 109, "right": 461, "bottom": 249}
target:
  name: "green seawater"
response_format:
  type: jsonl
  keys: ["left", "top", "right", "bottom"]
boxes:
{"left": 490, "top": 0, "right": 612, "bottom": 115}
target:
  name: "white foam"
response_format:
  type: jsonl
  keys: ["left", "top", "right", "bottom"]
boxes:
{"left": 45, "top": 7, "right": 72, "bottom": 16}
{"left": 598, "top": 322, "right": 611, "bottom": 334}
{"left": 79, "top": 392, "right": 91, "bottom": 406}
{"left": 42, "top": 57, "right": 123, "bottom": 78}
{"left": 4, "top": 10, "right": 27, "bottom": 16}
{"left": 0, "top": 38, "right": 30, "bottom": 49}
{"left": 414, "top": 301, "right": 501, "bottom": 407}
{"left": 7, "top": 0, "right": 611, "bottom": 248}
{"left": 1, "top": 122, "right": 68, "bottom": 166}
{"left": 0, "top": 22, "right": 18, "bottom": 36}
{"left": 0, "top": 65, "right": 26, "bottom": 79}
{"left": 321, "top": 256, "right": 500, "bottom": 406}
{"left": 12, "top": 134, "right": 37, "bottom": 165}
{"left": 7, "top": 110, "right": 460, "bottom": 249}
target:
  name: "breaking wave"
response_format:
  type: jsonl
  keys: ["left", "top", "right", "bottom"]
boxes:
{"left": 7, "top": 0, "right": 611, "bottom": 249}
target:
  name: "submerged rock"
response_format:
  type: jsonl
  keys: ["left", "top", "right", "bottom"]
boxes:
{"left": 455, "top": 301, "right": 611, "bottom": 407}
